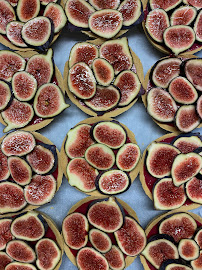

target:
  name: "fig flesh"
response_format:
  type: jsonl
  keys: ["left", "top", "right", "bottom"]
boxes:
{"left": 0, "top": 219, "right": 13, "bottom": 250}
{"left": 0, "top": 149, "right": 10, "bottom": 181}
{"left": 171, "top": 6, "right": 197, "bottom": 26}
{"left": 194, "top": 10, "right": 202, "bottom": 43}
{"left": 149, "top": 0, "right": 182, "bottom": 11}
{"left": 5, "top": 263, "right": 37, "bottom": 270}
{"left": 62, "top": 212, "right": 89, "bottom": 250}
{"left": 0, "top": 252, "right": 13, "bottom": 269}
{"left": 0, "top": 0, "right": 16, "bottom": 34}
{"left": 6, "top": 21, "right": 27, "bottom": 48}
{"left": 89, "top": 229, "right": 112, "bottom": 253}
{"left": 185, "top": 59, "right": 202, "bottom": 92}
{"left": 11, "top": 211, "right": 45, "bottom": 241}
{"left": 89, "top": 9, "right": 123, "bottom": 39}
{"left": 118, "top": 0, "right": 142, "bottom": 27}
{"left": 89, "top": 0, "right": 120, "bottom": 10}
{"left": 173, "top": 135, "right": 202, "bottom": 154}
{"left": 183, "top": 0, "right": 202, "bottom": 8}
{"left": 186, "top": 177, "right": 202, "bottom": 204}
{"left": 114, "top": 70, "right": 141, "bottom": 107}
{"left": 178, "top": 239, "right": 200, "bottom": 261}
{"left": 191, "top": 250, "right": 202, "bottom": 270}
{"left": 17, "top": 0, "right": 40, "bottom": 22}
{"left": 92, "top": 58, "right": 114, "bottom": 86}
{"left": 87, "top": 197, "right": 124, "bottom": 233}
{"left": 115, "top": 216, "right": 146, "bottom": 256}
{"left": 197, "top": 95, "right": 202, "bottom": 119}
{"left": 105, "top": 245, "right": 125, "bottom": 270}
{"left": 195, "top": 228, "right": 202, "bottom": 249}
{"left": 0, "top": 81, "right": 12, "bottom": 112}
{"left": 147, "top": 88, "right": 177, "bottom": 122}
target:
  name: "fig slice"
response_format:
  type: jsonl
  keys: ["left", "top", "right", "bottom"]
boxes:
{"left": 6, "top": 21, "right": 27, "bottom": 48}
{"left": 89, "top": 229, "right": 112, "bottom": 253}
{"left": 68, "top": 62, "right": 96, "bottom": 99}
{"left": 87, "top": 197, "right": 124, "bottom": 233}
{"left": 6, "top": 240, "right": 36, "bottom": 263}
{"left": 0, "top": 51, "right": 26, "bottom": 82}
{"left": 160, "top": 260, "right": 192, "bottom": 270}
{"left": 8, "top": 156, "right": 32, "bottom": 186}
{"left": 12, "top": 71, "right": 37, "bottom": 102}
{"left": 185, "top": 59, "right": 202, "bottom": 92}
{"left": 69, "top": 42, "right": 98, "bottom": 68}
{"left": 171, "top": 152, "right": 202, "bottom": 186}
{"left": 0, "top": 0, "right": 16, "bottom": 34}
{"left": 194, "top": 10, "right": 202, "bottom": 43}
{"left": 146, "top": 9, "right": 170, "bottom": 43}
{"left": 33, "top": 83, "right": 69, "bottom": 118}
{"left": 40, "top": 0, "right": 57, "bottom": 5}
{"left": 191, "top": 250, "right": 202, "bottom": 270}
{"left": 149, "top": 0, "right": 182, "bottom": 11}
{"left": 197, "top": 95, "right": 202, "bottom": 119}
{"left": 1, "top": 99, "right": 34, "bottom": 132}
{"left": 147, "top": 88, "right": 178, "bottom": 122}
{"left": 89, "top": 9, "right": 123, "bottom": 39}
{"left": 118, "top": 0, "right": 142, "bottom": 27}
{"left": 96, "top": 170, "right": 131, "bottom": 195}
{"left": 62, "top": 212, "right": 89, "bottom": 250}
{"left": 173, "top": 135, "right": 202, "bottom": 154}
{"left": 65, "top": 124, "right": 94, "bottom": 159}
{"left": 0, "top": 219, "right": 13, "bottom": 250}
{"left": 186, "top": 177, "right": 202, "bottom": 204}
{"left": 151, "top": 58, "right": 182, "bottom": 88}
{"left": 168, "top": 76, "right": 198, "bottom": 104}
{"left": 76, "top": 247, "right": 109, "bottom": 270}
{"left": 89, "top": 0, "right": 120, "bottom": 10}
{"left": 5, "top": 262, "right": 37, "bottom": 270}
{"left": 100, "top": 38, "right": 133, "bottom": 75}
{"left": 153, "top": 178, "right": 186, "bottom": 210}
{"left": 115, "top": 216, "right": 146, "bottom": 256}
{"left": 43, "top": 3, "right": 67, "bottom": 33}
{"left": 163, "top": 26, "right": 195, "bottom": 55}
{"left": 65, "top": 0, "right": 95, "bottom": 28}
{"left": 175, "top": 105, "right": 201, "bottom": 133}
{"left": 171, "top": 5, "right": 197, "bottom": 26}
{"left": 24, "top": 174, "right": 56, "bottom": 206}
{"left": 105, "top": 245, "right": 125, "bottom": 270}
{"left": 0, "top": 252, "right": 13, "bottom": 269}
{"left": 35, "top": 238, "right": 61, "bottom": 270}
{"left": 114, "top": 70, "right": 141, "bottom": 107}
{"left": 183, "top": 0, "right": 202, "bottom": 8}
{"left": 17, "top": 0, "right": 40, "bottom": 22}
{"left": 85, "top": 144, "right": 115, "bottom": 170}
{"left": 146, "top": 142, "right": 180, "bottom": 178}
{"left": 92, "top": 58, "right": 114, "bottom": 86}
{"left": 0, "top": 81, "right": 12, "bottom": 112}
{"left": 0, "top": 149, "right": 9, "bottom": 181}
{"left": 178, "top": 239, "right": 200, "bottom": 261}
{"left": 195, "top": 228, "right": 202, "bottom": 249}
{"left": 92, "top": 121, "right": 126, "bottom": 149}
{"left": 67, "top": 158, "right": 98, "bottom": 192}
{"left": 11, "top": 211, "right": 45, "bottom": 241}
{"left": 21, "top": 16, "right": 54, "bottom": 51}
{"left": 25, "top": 49, "right": 53, "bottom": 88}
{"left": 1, "top": 131, "right": 36, "bottom": 157}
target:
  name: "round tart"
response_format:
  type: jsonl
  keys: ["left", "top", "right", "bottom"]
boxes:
{"left": 0, "top": 130, "right": 63, "bottom": 216}
{"left": 61, "top": 116, "right": 141, "bottom": 196}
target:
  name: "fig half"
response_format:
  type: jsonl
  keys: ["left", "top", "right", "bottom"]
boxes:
{"left": 149, "top": 0, "right": 182, "bottom": 11}
{"left": 178, "top": 239, "right": 200, "bottom": 261}
{"left": 0, "top": 149, "right": 10, "bottom": 181}
{"left": 183, "top": 0, "right": 202, "bottom": 9}
{"left": 194, "top": 10, "right": 202, "bottom": 43}
{"left": 160, "top": 260, "right": 192, "bottom": 270}
{"left": 185, "top": 59, "right": 202, "bottom": 92}
{"left": 173, "top": 135, "right": 202, "bottom": 154}
{"left": 105, "top": 245, "right": 125, "bottom": 270}
{"left": 16, "top": 0, "right": 40, "bottom": 22}
{"left": 5, "top": 263, "right": 37, "bottom": 270}
{"left": 186, "top": 177, "right": 202, "bottom": 204}
{"left": 0, "top": 0, "right": 16, "bottom": 34}
{"left": 92, "top": 58, "right": 114, "bottom": 86}
{"left": 0, "top": 252, "right": 13, "bottom": 269}
{"left": 0, "top": 219, "right": 13, "bottom": 250}
{"left": 0, "top": 81, "right": 12, "bottom": 112}
{"left": 171, "top": 5, "right": 197, "bottom": 26}
{"left": 118, "top": 0, "right": 142, "bottom": 27}
{"left": 89, "top": 229, "right": 112, "bottom": 253}
{"left": 195, "top": 228, "right": 202, "bottom": 249}
{"left": 197, "top": 95, "right": 202, "bottom": 119}
{"left": 89, "top": 0, "right": 120, "bottom": 10}
{"left": 6, "top": 21, "right": 27, "bottom": 48}
{"left": 191, "top": 250, "right": 202, "bottom": 270}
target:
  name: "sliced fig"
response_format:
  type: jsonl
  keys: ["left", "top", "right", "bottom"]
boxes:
{"left": 118, "top": 0, "right": 142, "bottom": 27}
{"left": 183, "top": 0, "right": 202, "bottom": 8}
{"left": 146, "top": 142, "right": 180, "bottom": 178}
{"left": 194, "top": 10, "right": 202, "bottom": 43}
{"left": 6, "top": 240, "right": 36, "bottom": 263}
{"left": 1, "top": 131, "right": 36, "bottom": 157}
{"left": 89, "top": 9, "right": 123, "bottom": 39}
{"left": 105, "top": 245, "right": 125, "bottom": 270}
{"left": 0, "top": 252, "right": 13, "bottom": 270}
{"left": 195, "top": 228, "right": 202, "bottom": 249}
{"left": 0, "top": 219, "right": 13, "bottom": 250}
{"left": 8, "top": 156, "right": 32, "bottom": 185}
{"left": 11, "top": 211, "right": 45, "bottom": 241}
{"left": 163, "top": 26, "right": 195, "bottom": 55}
{"left": 147, "top": 88, "right": 178, "bottom": 122}
{"left": 89, "top": 229, "right": 112, "bottom": 253}
{"left": 5, "top": 263, "right": 37, "bottom": 270}
{"left": 43, "top": 3, "right": 67, "bottom": 33}
{"left": 6, "top": 21, "right": 27, "bottom": 48}
{"left": 173, "top": 135, "right": 202, "bottom": 154}
{"left": 40, "top": 0, "right": 57, "bottom": 5}
{"left": 185, "top": 59, "right": 202, "bottom": 92}
{"left": 149, "top": 0, "right": 182, "bottom": 11}
{"left": 0, "top": 0, "right": 15, "bottom": 34}
{"left": 33, "top": 83, "right": 69, "bottom": 118}
{"left": 0, "top": 150, "right": 9, "bottom": 182}
{"left": 115, "top": 216, "right": 146, "bottom": 256}
{"left": 65, "top": 0, "right": 95, "bottom": 28}
{"left": 96, "top": 170, "right": 131, "bottom": 195}
{"left": 186, "top": 177, "right": 202, "bottom": 204}
{"left": 168, "top": 76, "right": 198, "bottom": 104}
{"left": 21, "top": 16, "right": 54, "bottom": 51}
{"left": 26, "top": 49, "right": 53, "bottom": 88}
{"left": 87, "top": 197, "right": 124, "bottom": 233}
{"left": 197, "top": 95, "right": 202, "bottom": 119}
{"left": 17, "top": 0, "right": 40, "bottom": 22}
{"left": 151, "top": 58, "right": 182, "bottom": 88}
{"left": 76, "top": 247, "right": 109, "bottom": 270}
{"left": 0, "top": 51, "right": 26, "bottom": 82}
{"left": 159, "top": 212, "right": 197, "bottom": 243}
{"left": 85, "top": 144, "right": 115, "bottom": 170}
{"left": 0, "top": 81, "right": 12, "bottom": 112}
{"left": 191, "top": 250, "right": 202, "bottom": 270}
{"left": 68, "top": 62, "right": 96, "bottom": 99}
{"left": 12, "top": 71, "right": 37, "bottom": 101}
{"left": 67, "top": 158, "right": 98, "bottom": 192}
{"left": 146, "top": 9, "right": 170, "bottom": 43}
{"left": 175, "top": 105, "right": 201, "bottom": 133}
{"left": 89, "top": 0, "right": 120, "bottom": 10}
{"left": 160, "top": 260, "right": 192, "bottom": 270}
{"left": 69, "top": 42, "right": 99, "bottom": 68}
{"left": 178, "top": 239, "right": 200, "bottom": 261}
{"left": 153, "top": 178, "right": 186, "bottom": 210}
{"left": 24, "top": 174, "right": 56, "bottom": 205}
{"left": 114, "top": 70, "right": 141, "bottom": 107}
{"left": 92, "top": 58, "right": 114, "bottom": 86}
{"left": 100, "top": 38, "right": 133, "bottom": 75}
{"left": 84, "top": 85, "right": 120, "bottom": 113}
{"left": 171, "top": 6, "right": 197, "bottom": 26}
{"left": 92, "top": 121, "right": 126, "bottom": 149}
{"left": 1, "top": 99, "right": 34, "bottom": 132}
{"left": 62, "top": 212, "right": 89, "bottom": 250}
{"left": 35, "top": 238, "right": 61, "bottom": 270}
